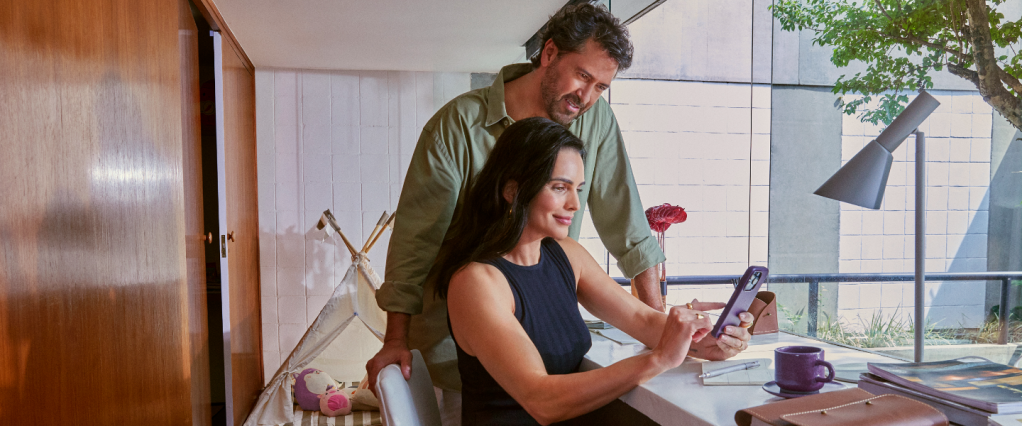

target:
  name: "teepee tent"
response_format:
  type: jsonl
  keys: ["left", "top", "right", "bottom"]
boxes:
{"left": 245, "top": 210, "right": 392, "bottom": 426}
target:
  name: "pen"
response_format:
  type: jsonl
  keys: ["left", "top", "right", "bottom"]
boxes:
{"left": 698, "top": 360, "right": 761, "bottom": 379}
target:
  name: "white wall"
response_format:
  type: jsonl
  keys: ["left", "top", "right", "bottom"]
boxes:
{"left": 578, "top": 79, "right": 772, "bottom": 305}
{"left": 255, "top": 68, "right": 470, "bottom": 382}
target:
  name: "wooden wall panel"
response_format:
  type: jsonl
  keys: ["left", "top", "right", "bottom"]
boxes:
{"left": 181, "top": 0, "right": 213, "bottom": 424}
{"left": 221, "top": 38, "right": 264, "bottom": 425}
{"left": 0, "top": 0, "right": 191, "bottom": 424}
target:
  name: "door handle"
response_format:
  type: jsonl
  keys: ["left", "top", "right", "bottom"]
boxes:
{"left": 227, "top": 231, "right": 235, "bottom": 242}
{"left": 204, "top": 232, "right": 213, "bottom": 244}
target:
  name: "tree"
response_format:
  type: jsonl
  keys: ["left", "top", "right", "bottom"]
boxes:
{"left": 771, "top": 0, "right": 1022, "bottom": 130}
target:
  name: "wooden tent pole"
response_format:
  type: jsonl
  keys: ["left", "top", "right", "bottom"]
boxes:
{"left": 364, "top": 212, "right": 396, "bottom": 254}
{"left": 361, "top": 211, "right": 389, "bottom": 253}
{"left": 318, "top": 209, "right": 357, "bottom": 257}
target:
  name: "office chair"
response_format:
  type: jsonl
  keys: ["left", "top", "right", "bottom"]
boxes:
{"left": 375, "top": 349, "right": 442, "bottom": 426}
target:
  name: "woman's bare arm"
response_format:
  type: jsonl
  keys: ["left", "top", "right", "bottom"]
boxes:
{"left": 447, "top": 262, "right": 709, "bottom": 425}
{"left": 560, "top": 238, "right": 755, "bottom": 361}
{"left": 556, "top": 238, "right": 708, "bottom": 347}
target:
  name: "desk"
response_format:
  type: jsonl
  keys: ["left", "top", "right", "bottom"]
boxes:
{"left": 581, "top": 331, "right": 902, "bottom": 426}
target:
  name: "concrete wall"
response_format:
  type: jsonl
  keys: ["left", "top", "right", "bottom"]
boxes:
{"left": 621, "top": 0, "right": 773, "bottom": 83}
{"left": 987, "top": 110, "right": 1022, "bottom": 314}
{"left": 623, "top": 0, "right": 981, "bottom": 90}
{"left": 254, "top": 69, "right": 470, "bottom": 382}
{"left": 767, "top": 86, "right": 843, "bottom": 331}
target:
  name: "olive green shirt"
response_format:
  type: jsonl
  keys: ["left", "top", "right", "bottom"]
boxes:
{"left": 376, "top": 63, "right": 665, "bottom": 390}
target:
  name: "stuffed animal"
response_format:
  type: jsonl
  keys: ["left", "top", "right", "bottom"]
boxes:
{"left": 319, "top": 385, "right": 353, "bottom": 417}
{"left": 294, "top": 368, "right": 338, "bottom": 411}
{"left": 350, "top": 374, "right": 379, "bottom": 411}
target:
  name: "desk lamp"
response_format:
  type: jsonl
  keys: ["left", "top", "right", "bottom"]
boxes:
{"left": 814, "top": 90, "right": 940, "bottom": 362}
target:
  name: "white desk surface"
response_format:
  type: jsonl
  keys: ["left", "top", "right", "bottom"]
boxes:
{"left": 581, "top": 330, "right": 903, "bottom": 426}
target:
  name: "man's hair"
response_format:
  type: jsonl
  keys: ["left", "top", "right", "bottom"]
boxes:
{"left": 530, "top": 3, "right": 633, "bottom": 71}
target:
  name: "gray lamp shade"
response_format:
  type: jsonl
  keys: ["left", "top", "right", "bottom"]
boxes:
{"left": 813, "top": 90, "right": 941, "bottom": 209}
{"left": 814, "top": 140, "right": 893, "bottom": 209}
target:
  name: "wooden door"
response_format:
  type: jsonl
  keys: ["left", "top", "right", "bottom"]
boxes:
{"left": 213, "top": 31, "right": 264, "bottom": 426}
{"left": 181, "top": 0, "right": 213, "bottom": 425}
{"left": 0, "top": 0, "right": 192, "bottom": 423}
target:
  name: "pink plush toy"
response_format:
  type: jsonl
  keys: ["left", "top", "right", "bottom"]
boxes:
{"left": 319, "top": 385, "right": 352, "bottom": 417}
{"left": 295, "top": 368, "right": 336, "bottom": 411}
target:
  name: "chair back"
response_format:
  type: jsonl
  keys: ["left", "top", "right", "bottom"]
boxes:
{"left": 375, "top": 349, "right": 442, "bottom": 426}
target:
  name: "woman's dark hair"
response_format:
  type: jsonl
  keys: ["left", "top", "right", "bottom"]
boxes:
{"left": 431, "top": 117, "right": 586, "bottom": 299}
{"left": 530, "top": 3, "right": 633, "bottom": 71}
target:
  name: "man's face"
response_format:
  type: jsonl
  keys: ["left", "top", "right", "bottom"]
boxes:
{"left": 539, "top": 38, "right": 619, "bottom": 126}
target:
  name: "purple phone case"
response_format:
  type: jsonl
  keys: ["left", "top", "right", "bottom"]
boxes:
{"left": 710, "top": 266, "right": 769, "bottom": 338}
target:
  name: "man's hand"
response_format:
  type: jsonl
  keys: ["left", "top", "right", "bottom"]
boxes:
{"left": 631, "top": 266, "right": 665, "bottom": 312}
{"left": 684, "top": 299, "right": 754, "bottom": 361}
{"left": 366, "top": 312, "right": 413, "bottom": 397}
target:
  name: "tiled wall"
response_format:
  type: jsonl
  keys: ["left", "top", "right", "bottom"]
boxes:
{"left": 836, "top": 91, "right": 993, "bottom": 329}
{"left": 576, "top": 79, "right": 772, "bottom": 305}
{"left": 255, "top": 69, "right": 470, "bottom": 382}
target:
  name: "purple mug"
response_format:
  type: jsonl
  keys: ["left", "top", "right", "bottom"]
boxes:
{"left": 774, "top": 346, "right": 835, "bottom": 392}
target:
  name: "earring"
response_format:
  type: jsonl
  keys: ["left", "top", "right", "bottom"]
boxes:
{"left": 507, "top": 206, "right": 513, "bottom": 217}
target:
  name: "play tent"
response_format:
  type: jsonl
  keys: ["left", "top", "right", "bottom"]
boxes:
{"left": 244, "top": 210, "right": 392, "bottom": 426}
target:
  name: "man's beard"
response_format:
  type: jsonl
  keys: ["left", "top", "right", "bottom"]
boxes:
{"left": 540, "top": 68, "right": 587, "bottom": 126}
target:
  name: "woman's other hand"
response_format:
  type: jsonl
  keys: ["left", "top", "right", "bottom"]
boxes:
{"left": 651, "top": 305, "right": 713, "bottom": 370}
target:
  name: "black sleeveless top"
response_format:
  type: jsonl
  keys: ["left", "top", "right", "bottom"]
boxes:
{"left": 451, "top": 238, "right": 592, "bottom": 425}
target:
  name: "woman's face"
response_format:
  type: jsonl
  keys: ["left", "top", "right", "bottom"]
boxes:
{"left": 523, "top": 148, "right": 585, "bottom": 240}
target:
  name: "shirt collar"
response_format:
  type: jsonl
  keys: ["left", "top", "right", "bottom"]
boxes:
{"left": 485, "top": 63, "right": 535, "bottom": 128}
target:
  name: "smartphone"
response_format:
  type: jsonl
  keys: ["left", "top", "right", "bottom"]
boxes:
{"left": 710, "top": 266, "right": 769, "bottom": 338}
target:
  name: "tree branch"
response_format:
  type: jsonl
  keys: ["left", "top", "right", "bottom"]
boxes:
{"left": 880, "top": 31, "right": 972, "bottom": 62}
{"left": 964, "top": 0, "right": 1022, "bottom": 129}
{"left": 999, "top": 68, "right": 1022, "bottom": 95}
{"left": 874, "top": 0, "right": 895, "bottom": 22}
{"left": 947, "top": 62, "right": 980, "bottom": 87}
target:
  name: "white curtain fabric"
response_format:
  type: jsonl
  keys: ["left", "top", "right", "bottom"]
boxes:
{"left": 244, "top": 253, "right": 387, "bottom": 426}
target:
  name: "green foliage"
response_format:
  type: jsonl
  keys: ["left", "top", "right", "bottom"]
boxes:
{"left": 972, "top": 315, "right": 1022, "bottom": 343}
{"left": 814, "top": 309, "right": 952, "bottom": 347}
{"left": 771, "top": 0, "right": 1022, "bottom": 126}
{"left": 778, "top": 303, "right": 807, "bottom": 332}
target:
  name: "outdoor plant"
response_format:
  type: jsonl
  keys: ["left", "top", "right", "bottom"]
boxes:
{"left": 780, "top": 306, "right": 954, "bottom": 348}
{"left": 772, "top": 0, "right": 1022, "bottom": 130}
{"left": 963, "top": 313, "right": 1022, "bottom": 344}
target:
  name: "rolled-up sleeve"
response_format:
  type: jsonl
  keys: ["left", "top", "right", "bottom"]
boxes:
{"left": 377, "top": 128, "right": 461, "bottom": 315}
{"left": 587, "top": 114, "right": 665, "bottom": 279}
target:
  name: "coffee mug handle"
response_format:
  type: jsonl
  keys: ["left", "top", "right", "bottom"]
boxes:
{"left": 815, "top": 360, "right": 835, "bottom": 383}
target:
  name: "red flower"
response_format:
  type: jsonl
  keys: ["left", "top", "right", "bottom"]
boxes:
{"left": 645, "top": 204, "right": 687, "bottom": 233}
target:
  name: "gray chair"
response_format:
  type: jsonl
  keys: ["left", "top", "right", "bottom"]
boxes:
{"left": 375, "top": 349, "right": 443, "bottom": 426}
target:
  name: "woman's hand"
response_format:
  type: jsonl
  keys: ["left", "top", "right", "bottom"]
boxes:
{"left": 651, "top": 305, "right": 713, "bottom": 370}
{"left": 684, "top": 298, "right": 754, "bottom": 361}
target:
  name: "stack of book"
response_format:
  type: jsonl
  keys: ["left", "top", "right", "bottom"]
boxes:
{"left": 860, "top": 357, "right": 1022, "bottom": 426}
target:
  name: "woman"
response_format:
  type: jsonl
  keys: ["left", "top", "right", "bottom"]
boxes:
{"left": 430, "top": 117, "right": 752, "bottom": 425}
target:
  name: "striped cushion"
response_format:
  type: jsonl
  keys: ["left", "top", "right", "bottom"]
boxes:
{"left": 283, "top": 408, "right": 382, "bottom": 426}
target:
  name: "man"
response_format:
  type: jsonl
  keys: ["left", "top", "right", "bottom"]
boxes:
{"left": 369, "top": 4, "right": 753, "bottom": 423}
